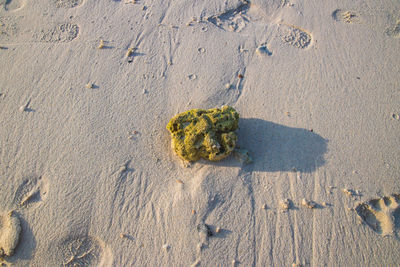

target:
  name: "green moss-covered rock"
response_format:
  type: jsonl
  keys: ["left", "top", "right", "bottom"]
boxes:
{"left": 166, "top": 106, "right": 239, "bottom": 162}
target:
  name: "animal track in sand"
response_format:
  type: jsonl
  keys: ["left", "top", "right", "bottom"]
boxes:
{"left": 385, "top": 20, "right": 400, "bottom": 38}
{"left": 332, "top": 9, "right": 360, "bottom": 24}
{"left": 54, "top": 0, "right": 83, "bottom": 8}
{"left": 355, "top": 194, "right": 400, "bottom": 237}
{"left": 279, "top": 24, "right": 312, "bottom": 49}
{"left": 13, "top": 175, "right": 49, "bottom": 209}
{"left": 59, "top": 235, "right": 107, "bottom": 266}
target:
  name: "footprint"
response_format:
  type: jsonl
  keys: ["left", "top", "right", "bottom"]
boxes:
{"left": 54, "top": 0, "right": 83, "bottom": 8}
{"left": 36, "top": 23, "right": 79, "bottom": 43}
{"left": 332, "top": 9, "right": 360, "bottom": 24}
{"left": 279, "top": 24, "right": 312, "bottom": 49}
{"left": 385, "top": 20, "right": 400, "bottom": 38}
{"left": 355, "top": 194, "right": 400, "bottom": 237}
{"left": 0, "top": 211, "right": 21, "bottom": 258}
{"left": 13, "top": 175, "right": 49, "bottom": 209}
{"left": 0, "top": 17, "right": 19, "bottom": 41}
{"left": 206, "top": 2, "right": 269, "bottom": 33}
{"left": 58, "top": 235, "right": 106, "bottom": 266}
{"left": 2, "top": 0, "right": 25, "bottom": 12}
{"left": 207, "top": 2, "right": 249, "bottom": 33}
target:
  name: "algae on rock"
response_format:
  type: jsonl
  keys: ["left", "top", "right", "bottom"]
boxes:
{"left": 166, "top": 106, "right": 239, "bottom": 162}
{"left": 0, "top": 211, "right": 21, "bottom": 258}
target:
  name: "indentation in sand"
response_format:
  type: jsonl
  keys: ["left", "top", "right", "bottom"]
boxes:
{"left": 332, "top": 9, "right": 360, "bottom": 24}
{"left": 0, "top": 211, "right": 21, "bottom": 258}
{"left": 13, "top": 175, "right": 49, "bottom": 209}
{"left": 355, "top": 194, "right": 400, "bottom": 237}
{"left": 279, "top": 24, "right": 312, "bottom": 49}
{"left": 0, "top": 17, "right": 19, "bottom": 41}
{"left": 54, "top": 0, "right": 83, "bottom": 8}
{"left": 2, "top": 0, "right": 25, "bottom": 12}
{"left": 36, "top": 23, "right": 79, "bottom": 43}
{"left": 58, "top": 235, "right": 111, "bottom": 266}
{"left": 207, "top": 2, "right": 248, "bottom": 32}
{"left": 385, "top": 20, "right": 400, "bottom": 38}
{"left": 207, "top": 2, "right": 266, "bottom": 33}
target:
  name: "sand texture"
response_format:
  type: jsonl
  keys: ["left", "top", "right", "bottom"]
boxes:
{"left": 1, "top": 0, "right": 400, "bottom": 266}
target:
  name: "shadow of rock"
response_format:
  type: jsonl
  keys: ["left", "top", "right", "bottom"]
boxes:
{"left": 204, "top": 118, "right": 327, "bottom": 173}
{"left": 212, "top": 227, "right": 232, "bottom": 239}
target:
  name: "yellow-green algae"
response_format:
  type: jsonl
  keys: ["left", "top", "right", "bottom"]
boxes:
{"left": 166, "top": 106, "right": 239, "bottom": 162}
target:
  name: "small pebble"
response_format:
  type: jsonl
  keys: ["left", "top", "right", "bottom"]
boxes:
{"left": 162, "top": 244, "right": 170, "bottom": 251}
{"left": 126, "top": 47, "right": 136, "bottom": 57}
{"left": 392, "top": 113, "right": 399, "bottom": 120}
{"left": 238, "top": 74, "right": 243, "bottom": 79}
{"left": 85, "top": 82, "right": 94, "bottom": 89}
{"left": 301, "top": 198, "right": 316, "bottom": 209}
{"left": 97, "top": 39, "right": 105, "bottom": 49}
{"left": 215, "top": 227, "right": 221, "bottom": 233}
{"left": 280, "top": 199, "right": 290, "bottom": 211}
{"left": 342, "top": 188, "right": 355, "bottom": 196}
{"left": 188, "top": 74, "right": 197, "bottom": 80}
{"left": 198, "top": 47, "right": 206, "bottom": 53}
{"left": 120, "top": 233, "right": 133, "bottom": 239}
{"left": 176, "top": 179, "right": 184, "bottom": 184}
{"left": 225, "top": 83, "right": 231, "bottom": 89}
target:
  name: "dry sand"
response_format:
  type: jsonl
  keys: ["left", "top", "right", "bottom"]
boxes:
{"left": 0, "top": 0, "right": 400, "bottom": 266}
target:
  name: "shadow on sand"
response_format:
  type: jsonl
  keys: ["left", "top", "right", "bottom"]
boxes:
{"left": 203, "top": 118, "right": 328, "bottom": 173}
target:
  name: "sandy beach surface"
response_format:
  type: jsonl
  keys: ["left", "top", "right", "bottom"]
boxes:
{"left": 1, "top": 0, "right": 399, "bottom": 266}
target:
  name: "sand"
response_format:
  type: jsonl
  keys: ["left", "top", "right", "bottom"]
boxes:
{"left": 0, "top": 0, "right": 399, "bottom": 266}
